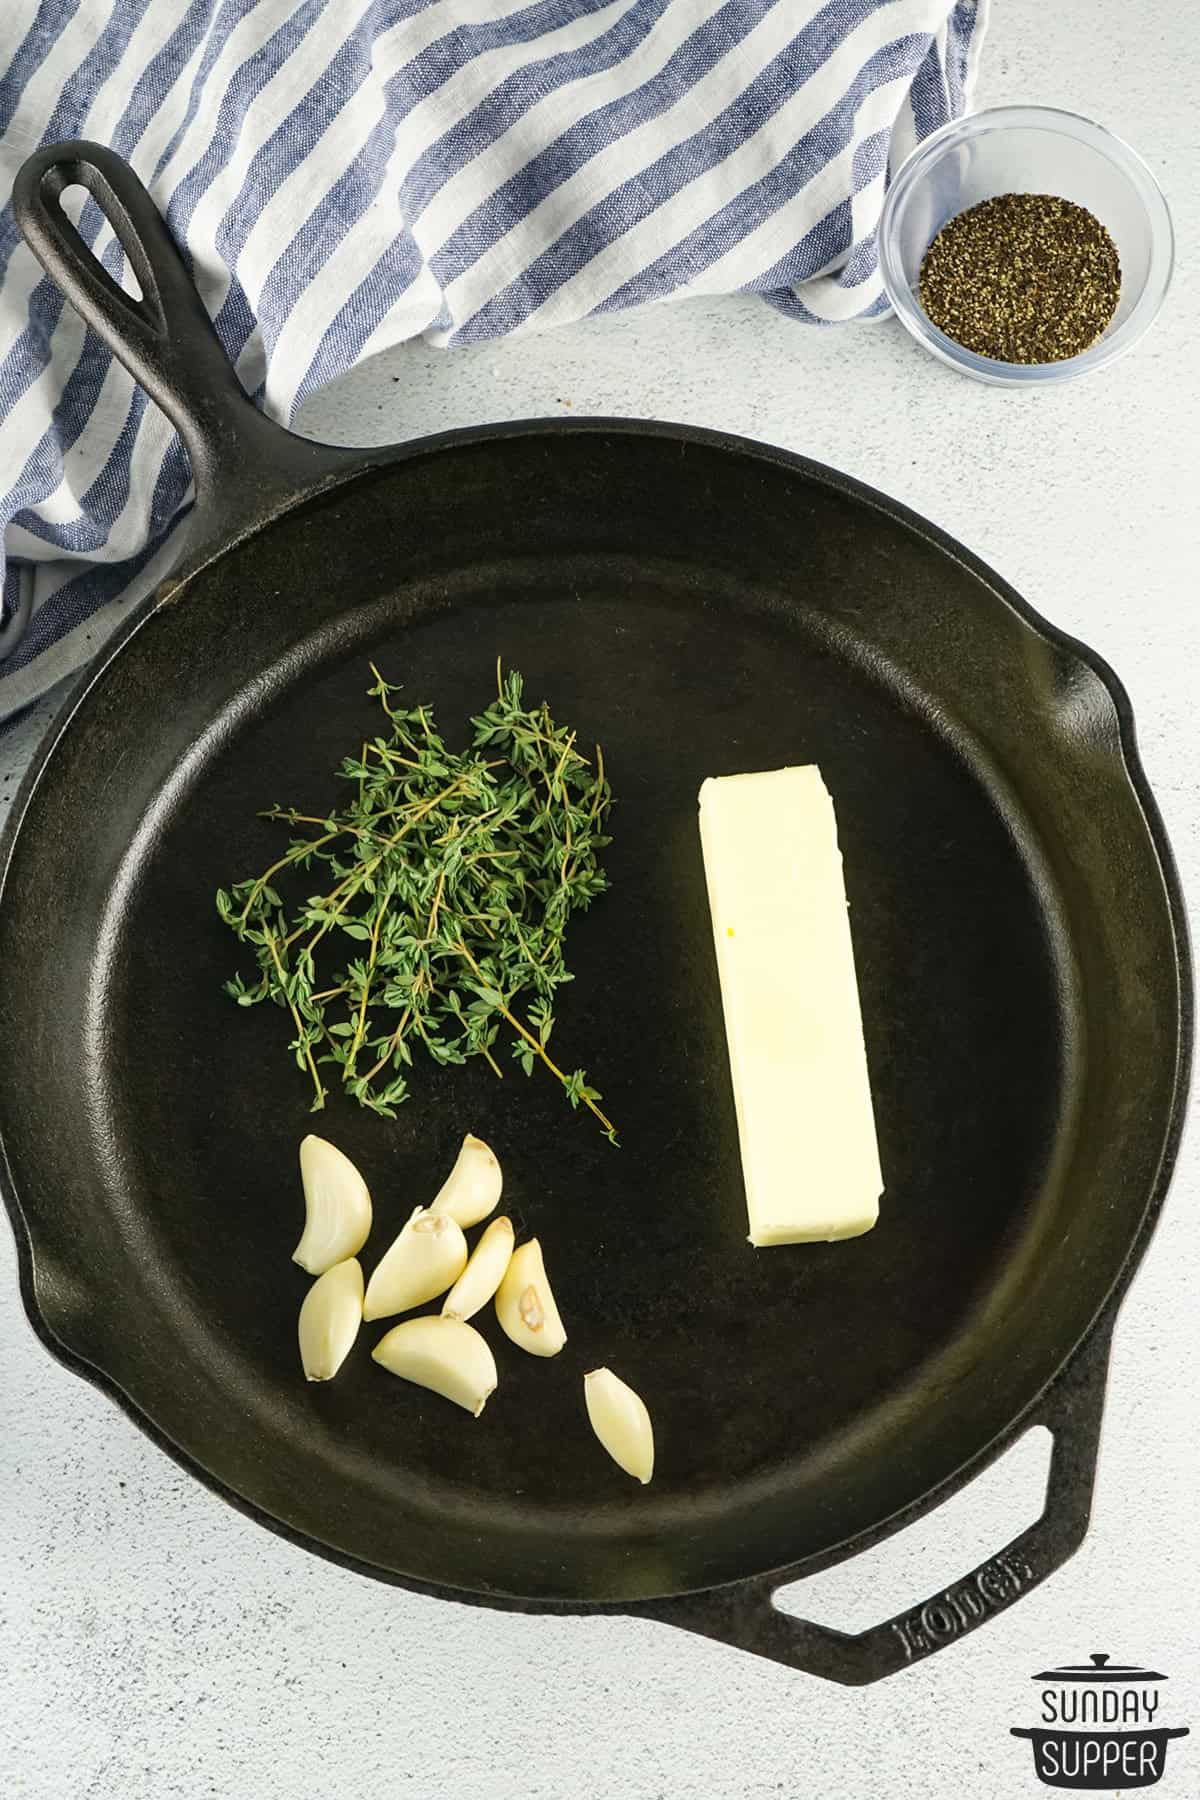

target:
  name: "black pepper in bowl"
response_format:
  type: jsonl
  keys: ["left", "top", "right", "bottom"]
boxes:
{"left": 918, "top": 192, "right": 1121, "bottom": 364}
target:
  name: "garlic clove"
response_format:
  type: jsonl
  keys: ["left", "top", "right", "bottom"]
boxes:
{"left": 429, "top": 1133, "right": 503, "bottom": 1229}
{"left": 363, "top": 1206, "right": 468, "bottom": 1321}
{"left": 293, "top": 1135, "right": 373, "bottom": 1275}
{"left": 442, "top": 1216, "right": 515, "bottom": 1321}
{"left": 494, "top": 1237, "right": 566, "bottom": 1357}
{"left": 298, "top": 1258, "right": 364, "bottom": 1382}
{"left": 372, "top": 1315, "right": 497, "bottom": 1416}
{"left": 584, "top": 1367, "right": 654, "bottom": 1484}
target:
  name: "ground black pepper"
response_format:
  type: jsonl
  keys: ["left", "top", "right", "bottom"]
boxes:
{"left": 918, "top": 192, "right": 1121, "bottom": 364}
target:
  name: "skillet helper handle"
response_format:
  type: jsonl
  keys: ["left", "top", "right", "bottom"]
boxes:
{"left": 12, "top": 140, "right": 354, "bottom": 538}
{"left": 644, "top": 1319, "right": 1114, "bottom": 1686}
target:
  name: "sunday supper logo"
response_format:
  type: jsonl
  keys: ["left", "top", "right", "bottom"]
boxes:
{"left": 1011, "top": 1653, "right": 1190, "bottom": 1789}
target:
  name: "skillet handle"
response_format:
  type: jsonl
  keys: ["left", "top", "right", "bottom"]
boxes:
{"left": 12, "top": 140, "right": 358, "bottom": 546}
{"left": 641, "top": 1319, "right": 1114, "bottom": 1685}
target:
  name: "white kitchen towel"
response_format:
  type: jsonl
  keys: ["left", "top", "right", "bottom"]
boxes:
{"left": 0, "top": 0, "right": 986, "bottom": 715}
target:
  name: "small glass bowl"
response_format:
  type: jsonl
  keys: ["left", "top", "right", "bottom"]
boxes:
{"left": 878, "top": 105, "right": 1174, "bottom": 387}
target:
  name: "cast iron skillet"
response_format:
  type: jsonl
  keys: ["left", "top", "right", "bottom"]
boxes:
{"left": 1, "top": 143, "right": 1190, "bottom": 1686}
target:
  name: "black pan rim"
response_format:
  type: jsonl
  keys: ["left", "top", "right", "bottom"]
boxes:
{"left": 0, "top": 414, "right": 1192, "bottom": 1609}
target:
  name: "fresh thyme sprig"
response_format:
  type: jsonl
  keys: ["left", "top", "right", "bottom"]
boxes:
{"left": 215, "top": 663, "right": 617, "bottom": 1141}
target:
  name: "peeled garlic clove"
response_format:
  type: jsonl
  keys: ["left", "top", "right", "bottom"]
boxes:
{"left": 494, "top": 1237, "right": 566, "bottom": 1357}
{"left": 299, "top": 1258, "right": 364, "bottom": 1382}
{"left": 429, "top": 1133, "right": 503, "bottom": 1229}
{"left": 363, "top": 1206, "right": 468, "bottom": 1321}
{"left": 584, "top": 1367, "right": 654, "bottom": 1484}
{"left": 372, "top": 1315, "right": 497, "bottom": 1416}
{"left": 442, "top": 1216, "right": 515, "bottom": 1321}
{"left": 293, "top": 1135, "right": 372, "bottom": 1275}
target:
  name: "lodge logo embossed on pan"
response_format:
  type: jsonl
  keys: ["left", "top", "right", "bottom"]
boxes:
{"left": 889, "top": 1548, "right": 1035, "bottom": 1661}
{"left": 1011, "top": 1653, "right": 1190, "bottom": 1789}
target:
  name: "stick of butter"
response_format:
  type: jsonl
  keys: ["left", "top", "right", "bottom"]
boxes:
{"left": 698, "top": 766, "right": 882, "bottom": 1245}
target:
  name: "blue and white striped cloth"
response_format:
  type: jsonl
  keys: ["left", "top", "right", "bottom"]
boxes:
{"left": 0, "top": 0, "right": 986, "bottom": 716}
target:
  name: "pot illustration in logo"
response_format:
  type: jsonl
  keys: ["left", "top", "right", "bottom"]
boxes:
{"left": 1012, "top": 1652, "right": 1189, "bottom": 1789}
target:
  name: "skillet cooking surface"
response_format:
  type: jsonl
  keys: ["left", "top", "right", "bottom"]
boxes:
{"left": 0, "top": 430, "right": 1185, "bottom": 1603}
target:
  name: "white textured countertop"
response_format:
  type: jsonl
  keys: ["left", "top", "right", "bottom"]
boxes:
{"left": 2, "top": 4, "right": 1197, "bottom": 1796}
